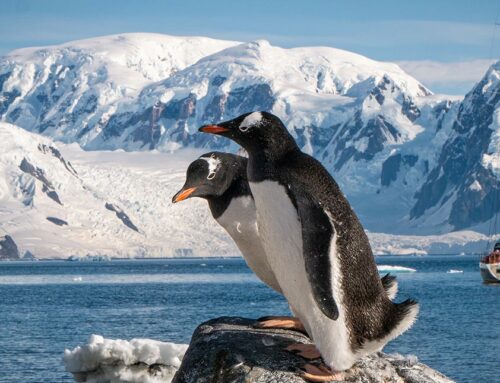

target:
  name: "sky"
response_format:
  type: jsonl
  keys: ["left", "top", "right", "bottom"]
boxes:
{"left": 1, "top": 0, "right": 500, "bottom": 94}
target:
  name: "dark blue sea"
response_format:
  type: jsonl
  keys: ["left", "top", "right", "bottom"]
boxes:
{"left": 0, "top": 255, "right": 497, "bottom": 383}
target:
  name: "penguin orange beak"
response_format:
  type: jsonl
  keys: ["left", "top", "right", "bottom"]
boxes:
{"left": 199, "top": 125, "right": 229, "bottom": 134}
{"left": 172, "top": 187, "right": 197, "bottom": 203}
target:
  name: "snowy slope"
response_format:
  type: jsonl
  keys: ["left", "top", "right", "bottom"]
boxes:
{"left": 0, "top": 122, "right": 237, "bottom": 258}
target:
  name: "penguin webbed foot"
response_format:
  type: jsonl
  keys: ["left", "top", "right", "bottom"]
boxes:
{"left": 254, "top": 316, "right": 307, "bottom": 334}
{"left": 298, "top": 363, "right": 344, "bottom": 382}
{"left": 286, "top": 343, "right": 321, "bottom": 360}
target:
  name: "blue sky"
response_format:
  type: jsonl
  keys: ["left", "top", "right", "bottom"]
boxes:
{"left": 1, "top": 0, "right": 500, "bottom": 93}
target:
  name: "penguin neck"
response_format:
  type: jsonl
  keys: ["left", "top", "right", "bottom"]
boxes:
{"left": 207, "top": 175, "right": 252, "bottom": 219}
{"left": 247, "top": 146, "right": 300, "bottom": 182}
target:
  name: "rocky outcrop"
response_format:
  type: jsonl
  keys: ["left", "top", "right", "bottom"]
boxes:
{"left": 105, "top": 203, "right": 140, "bottom": 232}
{"left": 46, "top": 216, "right": 69, "bottom": 226}
{"left": 19, "top": 158, "right": 63, "bottom": 205}
{"left": 173, "top": 317, "right": 453, "bottom": 383}
{"left": 0, "top": 235, "right": 20, "bottom": 260}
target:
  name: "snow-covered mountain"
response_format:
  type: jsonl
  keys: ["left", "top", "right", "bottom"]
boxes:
{"left": 0, "top": 33, "right": 499, "bottom": 238}
{"left": 0, "top": 33, "right": 237, "bottom": 144}
{"left": 0, "top": 122, "right": 495, "bottom": 258}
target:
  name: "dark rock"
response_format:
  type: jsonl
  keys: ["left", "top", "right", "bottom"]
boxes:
{"left": 105, "top": 203, "right": 140, "bottom": 232}
{"left": 401, "top": 96, "right": 420, "bottom": 122}
{"left": 42, "top": 184, "right": 63, "bottom": 205}
{"left": 381, "top": 154, "right": 419, "bottom": 187}
{"left": 19, "top": 158, "right": 63, "bottom": 205}
{"left": 46, "top": 216, "right": 68, "bottom": 226}
{"left": 334, "top": 113, "right": 400, "bottom": 171}
{"left": 381, "top": 154, "right": 402, "bottom": 187}
{"left": 173, "top": 317, "right": 453, "bottom": 383}
{"left": 19, "top": 158, "right": 53, "bottom": 188}
{"left": 0, "top": 235, "right": 20, "bottom": 260}
{"left": 22, "top": 250, "right": 37, "bottom": 260}
{"left": 38, "top": 144, "right": 78, "bottom": 176}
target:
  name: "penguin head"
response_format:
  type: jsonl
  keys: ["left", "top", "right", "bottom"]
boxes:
{"left": 172, "top": 152, "right": 245, "bottom": 203}
{"left": 199, "top": 112, "right": 297, "bottom": 158}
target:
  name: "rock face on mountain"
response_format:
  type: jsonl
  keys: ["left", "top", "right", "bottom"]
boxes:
{"left": 0, "top": 33, "right": 499, "bottom": 235}
{"left": 0, "top": 235, "right": 20, "bottom": 259}
{"left": 411, "top": 62, "right": 500, "bottom": 230}
{"left": 173, "top": 317, "right": 453, "bottom": 383}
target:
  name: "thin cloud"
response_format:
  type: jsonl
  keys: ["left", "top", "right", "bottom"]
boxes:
{"left": 396, "top": 59, "right": 496, "bottom": 94}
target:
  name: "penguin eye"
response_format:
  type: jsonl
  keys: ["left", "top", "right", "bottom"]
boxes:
{"left": 239, "top": 124, "right": 251, "bottom": 133}
{"left": 207, "top": 170, "right": 216, "bottom": 180}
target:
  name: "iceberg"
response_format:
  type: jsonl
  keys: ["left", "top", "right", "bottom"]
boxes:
{"left": 377, "top": 265, "right": 416, "bottom": 273}
{"left": 64, "top": 334, "right": 188, "bottom": 383}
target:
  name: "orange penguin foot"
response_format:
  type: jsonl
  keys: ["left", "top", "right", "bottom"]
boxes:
{"left": 299, "top": 363, "right": 344, "bottom": 382}
{"left": 285, "top": 343, "right": 321, "bottom": 359}
{"left": 254, "top": 316, "right": 307, "bottom": 334}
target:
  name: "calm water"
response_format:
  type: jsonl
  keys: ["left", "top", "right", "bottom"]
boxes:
{"left": 0, "top": 255, "right": 497, "bottom": 383}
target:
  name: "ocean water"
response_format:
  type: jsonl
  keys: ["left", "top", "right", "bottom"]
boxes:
{"left": 0, "top": 255, "right": 497, "bottom": 383}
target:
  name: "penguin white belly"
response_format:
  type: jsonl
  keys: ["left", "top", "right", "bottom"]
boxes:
{"left": 216, "top": 196, "right": 281, "bottom": 293}
{"left": 249, "top": 180, "right": 356, "bottom": 371}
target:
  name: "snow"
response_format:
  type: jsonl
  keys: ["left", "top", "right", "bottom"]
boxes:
{"left": 64, "top": 334, "right": 187, "bottom": 383}
{"left": 469, "top": 180, "right": 482, "bottom": 192}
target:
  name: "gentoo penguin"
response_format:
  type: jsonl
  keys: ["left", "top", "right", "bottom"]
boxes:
{"left": 199, "top": 112, "right": 418, "bottom": 380}
{"left": 172, "top": 152, "right": 282, "bottom": 293}
{"left": 172, "top": 152, "right": 399, "bottom": 337}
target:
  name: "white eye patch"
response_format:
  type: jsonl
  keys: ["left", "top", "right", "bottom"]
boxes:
{"left": 201, "top": 154, "right": 221, "bottom": 180}
{"left": 239, "top": 112, "right": 262, "bottom": 132}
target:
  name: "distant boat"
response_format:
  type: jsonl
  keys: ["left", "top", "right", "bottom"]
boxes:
{"left": 480, "top": 242, "right": 500, "bottom": 283}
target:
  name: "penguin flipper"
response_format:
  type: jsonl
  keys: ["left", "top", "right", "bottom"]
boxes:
{"left": 296, "top": 194, "right": 339, "bottom": 321}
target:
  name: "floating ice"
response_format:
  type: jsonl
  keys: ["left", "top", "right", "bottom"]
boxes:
{"left": 377, "top": 265, "right": 416, "bottom": 273}
{"left": 64, "top": 334, "right": 188, "bottom": 383}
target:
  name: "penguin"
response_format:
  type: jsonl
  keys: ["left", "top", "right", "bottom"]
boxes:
{"left": 172, "top": 151, "right": 281, "bottom": 293}
{"left": 199, "top": 112, "right": 418, "bottom": 381}
{"left": 172, "top": 152, "right": 400, "bottom": 335}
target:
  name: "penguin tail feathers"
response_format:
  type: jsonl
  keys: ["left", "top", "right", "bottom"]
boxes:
{"left": 380, "top": 299, "right": 420, "bottom": 349}
{"left": 380, "top": 273, "right": 398, "bottom": 301}
{"left": 361, "top": 299, "right": 419, "bottom": 354}
{"left": 390, "top": 299, "right": 419, "bottom": 338}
